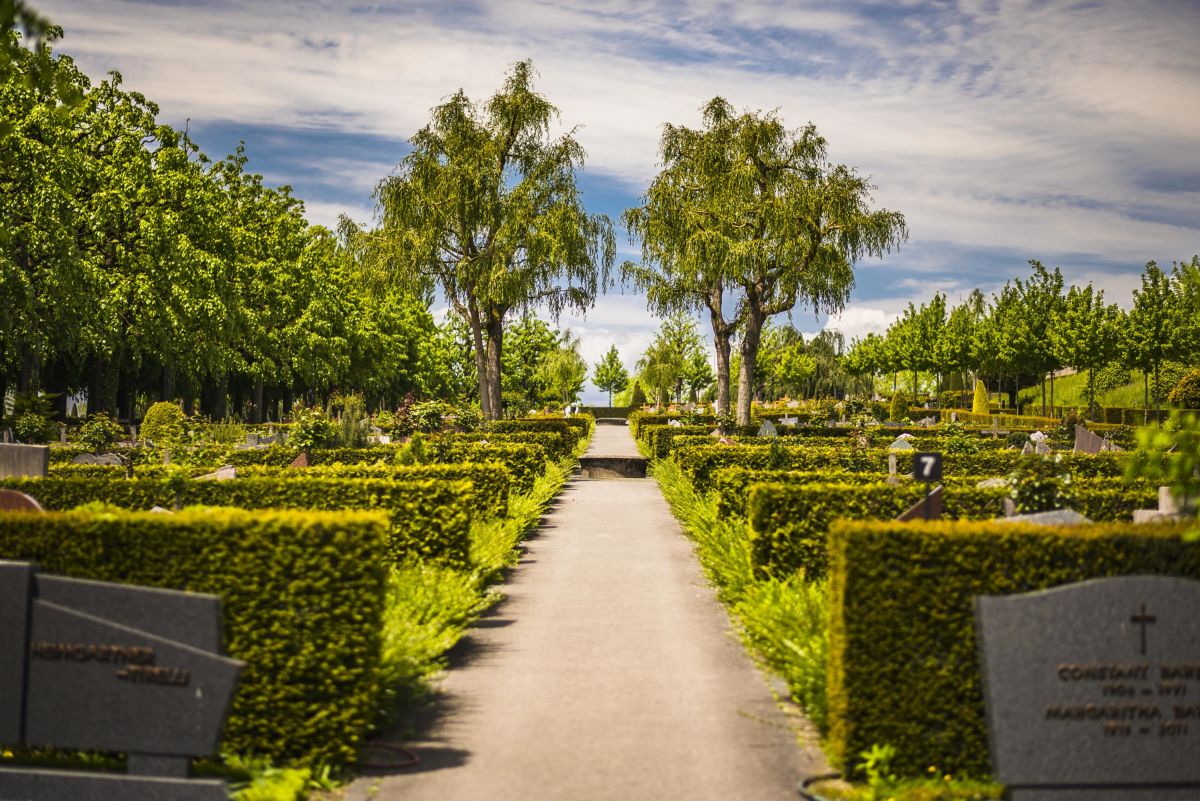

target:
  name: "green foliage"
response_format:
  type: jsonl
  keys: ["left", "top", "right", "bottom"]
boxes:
{"left": 1050, "top": 283, "right": 1124, "bottom": 416}
{"left": 624, "top": 97, "right": 907, "bottom": 425}
{"left": 629, "top": 380, "right": 647, "bottom": 408}
{"left": 1006, "top": 453, "right": 1073, "bottom": 513}
{"left": 288, "top": 406, "right": 335, "bottom": 451}
{"left": 825, "top": 518, "right": 1200, "bottom": 778}
{"left": 889, "top": 391, "right": 910, "bottom": 422}
{"left": 0, "top": 507, "right": 391, "bottom": 768}
{"left": 1169, "top": 369, "right": 1200, "bottom": 409}
{"left": 14, "top": 411, "right": 53, "bottom": 443}
{"left": 592, "top": 344, "right": 629, "bottom": 406}
{"left": 971, "top": 380, "right": 988, "bottom": 415}
{"left": 332, "top": 392, "right": 370, "bottom": 448}
{"left": 137, "top": 402, "right": 185, "bottom": 446}
{"left": 374, "top": 60, "right": 616, "bottom": 421}
{"left": 239, "top": 462, "right": 512, "bottom": 519}
{"left": 1128, "top": 412, "right": 1200, "bottom": 527}
{"left": 409, "top": 399, "right": 451, "bottom": 433}
{"left": 2, "top": 475, "right": 474, "bottom": 567}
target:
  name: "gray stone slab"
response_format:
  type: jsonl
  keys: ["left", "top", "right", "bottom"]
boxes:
{"left": 0, "top": 444, "right": 48, "bottom": 479}
{"left": 0, "top": 768, "right": 228, "bottom": 801}
{"left": 35, "top": 573, "right": 223, "bottom": 652}
{"left": 23, "top": 601, "right": 243, "bottom": 756}
{"left": 996, "top": 509, "right": 1092, "bottom": 526}
{"left": 976, "top": 576, "right": 1200, "bottom": 792}
{"left": 0, "top": 563, "right": 33, "bottom": 744}
{"left": 1074, "top": 424, "right": 1106, "bottom": 454}
{"left": 756, "top": 420, "right": 777, "bottom": 437}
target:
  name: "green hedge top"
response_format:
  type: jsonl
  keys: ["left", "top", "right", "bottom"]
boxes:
{"left": 488, "top": 418, "right": 584, "bottom": 451}
{"left": 674, "top": 444, "right": 1133, "bottom": 493}
{"left": 1, "top": 475, "right": 474, "bottom": 568}
{"left": 746, "top": 479, "right": 1158, "bottom": 579}
{"left": 236, "top": 462, "right": 511, "bottom": 518}
{"left": 425, "top": 439, "right": 546, "bottom": 493}
{"left": 826, "top": 518, "right": 1200, "bottom": 779}
{"left": 0, "top": 507, "right": 391, "bottom": 769}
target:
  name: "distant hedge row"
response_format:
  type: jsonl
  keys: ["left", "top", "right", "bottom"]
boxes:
{"left": 1, "top": 475, "right": 474, "bottom": 567}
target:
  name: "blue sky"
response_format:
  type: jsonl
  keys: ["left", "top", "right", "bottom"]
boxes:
{"left": 40, "top": 0, "right": 1200, "bottom": 403}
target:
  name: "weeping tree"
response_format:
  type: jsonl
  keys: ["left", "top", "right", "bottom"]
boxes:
{"left": 625, "top": 97, "right": 907, "bottom": 425}
{"left": 375, "top": 60, "right": 615, "bottom": 420}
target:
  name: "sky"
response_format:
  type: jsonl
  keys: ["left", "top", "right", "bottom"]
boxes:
{"left": 38, "top": 0, "right": 1200, "bottom": 404}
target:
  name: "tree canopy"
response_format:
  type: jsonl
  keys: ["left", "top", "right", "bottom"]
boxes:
{"left": 375, "top": 60, "right": 615, "bottom": 420}
{"left": 625, "top": 97, "right": 907, "bottom": 424}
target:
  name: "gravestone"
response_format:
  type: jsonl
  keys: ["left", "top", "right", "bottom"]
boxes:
{"left": 1074, "top": 424, "right": 1106, "bottom": 455}
{"left": 757, "top": 420, "right": 777, "bottom": 438}
{"left": 787, "top": 400, "right": 800, "bottom": 408}
{"left": 889, "top": 436, "right": 914, "bottom": 451}
{"left": 57, "top": 424, "right": 67, "bottom": 446}
{"left": 896, "top": 484, "right": 943, "bottom": 521}
{"left": 668, "top": 419, "right": 683, "bottom": 428}
{"left": 0, "top": 444, "right": 49, "bottom": 479}
{"left": 0, "top": 562, "right": 243, "bottom": 800}
{"left": 976, "top": 575, "right": 1200, "bottom": 800}
{"left": 1022, "top": 441, "right": 1035, "bottom": 455}
{"left": 780, "top": 416, "right": 798, "bottom": 427}
{"left": 0, "top": 489, "right": 43, "bottom": 513}
{"left": 3, "top": 429, "right": 10, "bottom": 444}
{"left": 288, "top": 451, "right": 309, "bottom": 469}
{"left": 71, "top": 452, "right": 123, "bottom": 466}
{"left": 196, "top": 466, "right": 237, "bottom": 481}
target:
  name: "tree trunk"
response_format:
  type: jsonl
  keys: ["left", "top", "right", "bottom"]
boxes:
{"left": 1144, "top": 371, "right": 1149, "bottom": 411}
{"left": 465, "top": 308, "right": 492, "bottom": 420}
{"left": 485, "top": 315, "right": 504, "bottom": 421}
{"left": 713, "top": 328, "right": 731, "bottom": 416}
{"left": 736, "top": 310, "right": 766, "bottom": 426}
{"left": 161, "top": 365, "right": 175, "bottom": 404}
{"left": 252, "top": 378, "right": 265, "bottom": 424}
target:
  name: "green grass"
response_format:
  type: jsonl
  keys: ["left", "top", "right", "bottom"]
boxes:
{"left": 1017, "top": 369, "right": 1150, "bottom": 410}
{"left": 651, "top": 457, "right": 829, "bottom": 731}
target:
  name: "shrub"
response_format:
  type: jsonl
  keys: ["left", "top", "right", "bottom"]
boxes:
{"left": 332, "top": 392, "right": 371, "bottom": 448}
{"left": 888, "top": 391, "right": 909, "bottom": 422}
{"left": 1, "top": 475, "right": 474, "bottom": 567}
{"left": 826, "top": 518, "right": 1200, "bottom": 778}
{"left": 74, "top": 412, "right": 125, "bottom": 453}
{"left": 452, "top": 403, "right": 483, "bottom": 433}
{"left": 14, "top": 412, "right": 55, "bottom": 444}
{"left": 288, "top": 406, "right": 336, "bottom": 451}
{"left": 1006, "top": 453, "right": 1074, "bottom": 513}
{"left": 139, "top": 401, "right": 186, "bottom": 446}
{"left": 410, "top": 400, "right": 451, "bottom": 433}
{"left": 629, "top": 380, "right": 647, "bottom": 408}
{"left": 971, "top": 379, "right": 989, "bottom": 415}
{"left": 1169, "top": 369, "right": 1200, "bottom": 409}
{"left": 0, "top": 507, "right": 390, "bottom": 768}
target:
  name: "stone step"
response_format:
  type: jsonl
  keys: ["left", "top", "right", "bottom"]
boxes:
{"left": 576, "top": 455, "right": 647, "bottom": 479}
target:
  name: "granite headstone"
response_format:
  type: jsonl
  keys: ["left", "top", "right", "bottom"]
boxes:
{"left": 0, "top": 562, "right": 244, "bottom": 800}
{"left": 976, "top": 575, "right": 1200, "bottom": 800}
{"left": 0, "top": 444, "right": 49, "bottom": 479}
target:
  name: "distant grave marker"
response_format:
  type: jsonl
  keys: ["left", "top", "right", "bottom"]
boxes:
{"left": 0, "top": 444, "right": 49, "bottom": 479}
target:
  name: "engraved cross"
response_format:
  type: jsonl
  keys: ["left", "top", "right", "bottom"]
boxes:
{"left": 1131, "top": 603, "right": 1156, "bottom": 656}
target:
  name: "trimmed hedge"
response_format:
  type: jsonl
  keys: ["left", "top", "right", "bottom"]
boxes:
{"left": 224, "top": 445, "right": 398, "bottom": 468}
{"left": 0, "top": 475, "right": 473, "bottom": 567}
{"left": 937, "top": 409, "right": 1059, "bottom": 428}
{"left": 440, "top": 430, "right": 575, "bottom": 462}
{"left": 746, "top": 479, "right": 1158, "bottom": 579}
{"left": 236, "top": 462, "right": 511, "bottom": 518}
{"left": 826, "top": 519, "right": 1200, "bottom": 778}
{"left": 488, "top": 418, "right": 584, "bottom": 453}
{"left": 425, "top": 440, "right": 545, "bottom": 493}
{"left": 0, "top": 507, "right": 390, "bottom": 768}
{"left": 674, "top": 444, "right": 1133, "bottom": 493}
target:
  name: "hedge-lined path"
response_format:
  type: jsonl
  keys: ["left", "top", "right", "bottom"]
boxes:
{"left": 344, "top": 424, "right": 826, "bottom": 801}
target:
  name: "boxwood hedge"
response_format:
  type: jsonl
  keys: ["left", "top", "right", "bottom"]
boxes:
{"left": 0, "top": 507, "right": 390, "bottom": 768}
{"left": 825, "top": 519, "right": 1200, "bottom": 778}
{"left": 0, "top": 475, "right": 473, "bottom": 567}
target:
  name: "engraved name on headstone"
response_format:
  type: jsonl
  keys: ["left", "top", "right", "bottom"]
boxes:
{"left": 975, "top": 575, "right": 1200, "bottom": 800}
{"left": 0, "top": 562, "right": 244, "bottom": 801}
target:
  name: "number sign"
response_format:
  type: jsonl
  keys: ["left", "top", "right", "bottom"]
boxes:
{"left": 913, "top": 452, "right": 943, "bottom": 482}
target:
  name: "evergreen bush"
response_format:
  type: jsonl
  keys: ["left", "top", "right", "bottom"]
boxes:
{"left": 139, "top": 401, "right": 186, "bottom": 446}
{"left": 1169, "top": 369, "right": 1200, "bottom": 408}
{"left": 971, "top": 379, "right": 989, "bottom": 415}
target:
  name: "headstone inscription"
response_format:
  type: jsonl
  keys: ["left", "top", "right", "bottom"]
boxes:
{"left": 0, "top": 444, "right": 49, "bottom": 479}
{"left": 976, "top": 575, "right": 1200, "bottom": 800}
{"left": 0, "top": 562, "right": 244, "bottom": 801}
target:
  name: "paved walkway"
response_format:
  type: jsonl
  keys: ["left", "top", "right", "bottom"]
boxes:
{"left": 345, "top": 425, "right": 826, "bottom": 801}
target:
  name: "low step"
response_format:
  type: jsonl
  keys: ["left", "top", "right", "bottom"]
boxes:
{"left": 577, "top": 455, "right": 647, "bottom": 479}
{"left": 594, "top": 417, "right": 628, "bottom": 426}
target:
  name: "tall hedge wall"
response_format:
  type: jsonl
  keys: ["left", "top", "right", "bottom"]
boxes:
{"left": 825, "top": 519, "right": 1200, "bottom": 778}
{"left": 1, "top": 475, "right": 473, "bottom": 567}
{"left": 0, "top": 507, "right": 391, "bottom": 768}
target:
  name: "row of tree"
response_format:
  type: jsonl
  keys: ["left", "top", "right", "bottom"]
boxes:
{"left": 2, "top": 31, "right": 478, "bottom": 421}
{"left": 845, "top": 259, "right": 1200, "bottom": 414}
